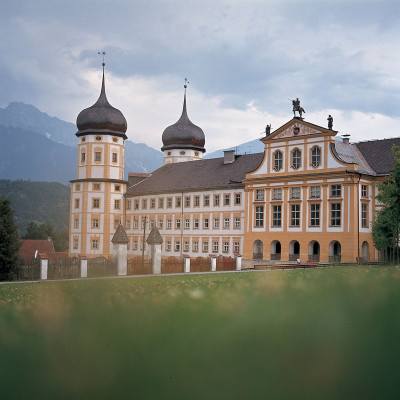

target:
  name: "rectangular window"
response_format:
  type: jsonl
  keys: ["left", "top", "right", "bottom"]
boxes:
{"left": 126, "top": 219, "right": 131, "bottom": 229}
{"left": 94, "top": 152, "right": 101, "bottom": 162}
{"left": 184, "top": 241, "right": 189, "bottom": 252}
{"left": 194, "top": 219, "right": 199, "bottom": 229}
{"left": 134, "top": 200, "right": 139, "bottom": 210}
{"left": 175, "top": 241, "right": 180, "bottom": 252}
{"left": 235, "top": 193, "right": 241, "bottom": 205}
{"left": 114, "top": 199, "right": 120, "bottom": 209}
{"left": 223, "top": 242, "right": 229, "bottom": 253}
{"left": 142, "top": 199, "right": 147, "bottom": 209}
{"left": 310, "top": 186, "right": 320, "bottom": 198}
{"left": 203, "top": 241, "right": 209, "bottom": 252}
{"left": 150, "top": 199, "right": 155, "bottom": 209}
{"left": 126, "top": 200, "right": 131, "bottom": 210}
{"left": 194, "top": 196, "right": 200, "bottom": 206}
{"left": 273, "top": 188, "right": 282, "bottom": 200}
{"left": 362, "top": 203, "right": 368, "bottom": 228}
{"left": 234, "top": 217, "right": 241, "bottom": 229}
{"left": 166, "top": 241, "right": 171, "bottom": 251}
{"left": 255, "top": 206, "right": 264, "bottom": 227}
{"left": 185, "top": 219, "right": 190, "bottom": 229}
{"left": 291, "top": 187, "right": 300, "bottom": 199}
{"left": 176, "top": 197, "right": 181, "bottom": 208}
{"left": 73, "top": 238, "right": 79, "bottom": 250}
{"left": 331, "top": 185, "right": 341, "bottom": 197}
{"left": 361, "top": 185, "right": 368, "bottom": 198}
{"left": 114, "top": 219, "right": 119, "bottom": 229}
{"left": 93, "top": 183, "right": 101, "bottom": 191}
{"left": 158, "top": 219, "right": 163, "bottom": 229}
{"left": 134, "top": 219, "right": 138, "bottom": 229}
{"left": 204, "top": 195, "right": 210, "bottom": 206}
{"left": 290, "top": 204, "right": 300, "bottom": 227}
{"left": 112, "top": 153, "right": 118, "bottom": 163}
{"left": 115, "top": 185, "right": 120, "bottom": 192}
{"left": 256, "top": 189, "right": 264, "bottom": 201}
{"left": 133, "top": 240, "right": 138, "bottom": 250}
{"left": 92, "top": 218, "right": 99, "bottom": 228}
{"left": 331, "top": 203, "right": 341, "bottom": 226}
{"left": 234, "top": 242, "right": 240, "bottom": 253}
{"left": 167, "top": 219, "right": 172, "bottom": 229}
{"left": 74, "top": 218, "right": 79, "bottom": 228}
{"left": 204, "top": 218, "right": 209, "bottom": 229}
{"left": 167, "top": 197, "right": 173, "bottom": 208}
{"left": 185, "top": 197, "right": 190, "bottom": 207}
{"left": 193, "top": 241, "right": 199, "bottom": 252}
{"left": 213, "top": 218, "right": 220, "bottom": 229}
{"left": 93, "top": 198, "right": 100, "bottom": 208}
{"left": 81, "top": 153, "right": 86, "bottom": 162}
{"left": 75, "top": 184, "right": 80, "bottom": 191}
{"left": 175, "top": 219, "right": 181, "bottom": 229}
{"left": 159, "top": 198, "right": 164, "bottom": 208}
{"left": 214, "top": 195, "right": 220, "bottom": 206}
{"left": 224, "top": 218, "right": 230, "bottom": 228}
{"left": 213, "top": 242, "right": 219, "bottom": 253}
{"left": 224, "top": 194, "right": 230, "bottom": 205}
{"left": 310, "top": 203, "right": 320, "bottom": 227}
{"left": 272, "top": 205, "right": 282, "bottom": 227}
{"left": 92, "top": 239, "right": 99, "bottom": 249}
{"left": 75, "top": 198, "right": 80, "bottom": 209}
{"left": 150, "top": 220, "right": 156, "bottom": 228}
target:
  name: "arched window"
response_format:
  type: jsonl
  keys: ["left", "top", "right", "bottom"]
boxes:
{"left": 292, "top": 148, "right": 301, "bottom": 169}
{"left": 274, "top": 150, "right": 283, "bottom": 171}
{"left": 311, "top": 146, "right": 321, "bottom": 167}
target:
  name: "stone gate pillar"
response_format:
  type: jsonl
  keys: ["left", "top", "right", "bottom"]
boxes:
{"left": 146, "top": 226, "right": 163, "bottom": 274}
{"left": 111, "top": 224, "right": 129, "bottom": 276}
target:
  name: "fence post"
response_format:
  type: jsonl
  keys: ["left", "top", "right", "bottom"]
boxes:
{"left": 111, "top": 224, "right": 129, "bottom": 276}
{"left": 235, "top": 253, "right": 242, "bottom": 271}
{"left": 39, "top": 253, "right": 48, "bottom": 280}
{"left": 146, "top": 226, "right": 163, "bottom": 275}
{"left": 80, "top": 256, "right": 88, "bottom": 278}
{"left": 210, "top": 254, "right": 217, "bottom": 272}
{"left": 183, "top": 255, "right": 190, "bottom": 273}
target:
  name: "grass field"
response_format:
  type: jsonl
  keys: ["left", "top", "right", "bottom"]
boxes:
{"left": 1, "top": 267, "right": 400, "bottom": 400}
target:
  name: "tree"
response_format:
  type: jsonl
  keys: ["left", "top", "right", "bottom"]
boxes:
{"left": 373, "top": 146, "right": 400, "bottom": 263}
{"left": 0, "top": 196, "right": 21, "bottom": 280}
{"left": 23, "top": 221, "right": 68, "bottom": 252}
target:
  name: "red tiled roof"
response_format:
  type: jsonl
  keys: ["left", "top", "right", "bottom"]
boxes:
{"left": 19, "top": 239, "right": 54, "bottom": 262}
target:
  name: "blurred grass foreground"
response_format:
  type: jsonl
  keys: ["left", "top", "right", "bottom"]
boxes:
{"left": 1, "top": 267, "right": 400, "bottom": 400}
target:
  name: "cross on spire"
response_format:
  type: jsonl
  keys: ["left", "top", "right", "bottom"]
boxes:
{"left": 184, "top": 77, "right": 189, "bottom": 95}
{"left": 98, "top": 51, "right": 106, "bottom": 67}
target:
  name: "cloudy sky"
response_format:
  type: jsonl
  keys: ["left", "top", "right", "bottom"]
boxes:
{"left": 1, "top": 0, "right": 400, "bottom": 152}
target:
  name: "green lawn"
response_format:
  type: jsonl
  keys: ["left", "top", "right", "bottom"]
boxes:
{"left": 1, "top": 267, "right": 400, "bottom": 400}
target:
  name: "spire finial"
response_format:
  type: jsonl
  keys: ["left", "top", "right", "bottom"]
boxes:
{"left": 98, "top": 51, "right": 106, "bottom": 68}
{"left": 184, "top": 77, "right": 189, "bottom": 95}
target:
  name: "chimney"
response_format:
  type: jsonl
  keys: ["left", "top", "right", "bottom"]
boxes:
{"left": 223, "top": 150, "right": 235, "bottom": 164}
{"left": 342, "top": 134, "right": 350, "bottom": 144}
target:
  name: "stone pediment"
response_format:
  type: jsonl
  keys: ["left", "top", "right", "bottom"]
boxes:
{"left": 263, "top": 119, "right": 335, "bottom": 142}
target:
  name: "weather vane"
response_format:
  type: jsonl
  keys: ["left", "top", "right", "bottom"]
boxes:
{"left": 98, "top": 51, "right": 106, "bottom": 66}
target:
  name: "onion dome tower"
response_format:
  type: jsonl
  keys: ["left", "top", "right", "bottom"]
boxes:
{"left": 161, "top": 80, "right": 205, "bottom": 164}
{"left": 69, "top": 57, "right": 128, "bottom": 258}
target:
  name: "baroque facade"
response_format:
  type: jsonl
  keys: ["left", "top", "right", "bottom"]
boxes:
{"left": 69, "top": 68, "right": 400, "bottom": 263}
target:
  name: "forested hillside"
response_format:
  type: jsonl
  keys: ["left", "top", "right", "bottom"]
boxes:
{"left": 0, "top": 180, "right": 70, "bottom": 234}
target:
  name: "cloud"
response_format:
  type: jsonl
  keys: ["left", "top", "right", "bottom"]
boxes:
{"left": 0, "top": 0, "right": 400, "bottom": 153}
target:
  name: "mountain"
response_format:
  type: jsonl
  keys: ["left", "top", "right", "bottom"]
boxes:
{"left": 0, "top": 102, "right": 77, "bottom": 147}
{"left": 0, "top": 180, "right": 70, "bottom": 234}
{"left": 205, "top": 137, "right": 265, "bottom": 159}
{"left": 0, "top": 126, "right": 77, "bottom": 184}
{"left": 0, "top": 102, "right": 163, "bottom": 182}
